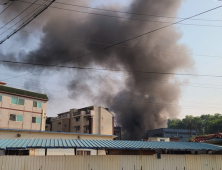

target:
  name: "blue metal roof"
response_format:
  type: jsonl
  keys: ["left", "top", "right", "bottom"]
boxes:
{"left": 0, "top": 139, "right": 221, "bottom": 151}
{"left": 0, "top": 128, "right": 116, "bottom": 137}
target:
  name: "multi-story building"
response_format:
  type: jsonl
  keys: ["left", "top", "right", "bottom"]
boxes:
{"left": 0, "top": 82, "right": 48, "bottom": 131}
{"left": 147, "top": 128, "right": 197, "bottom": 142}
{"left": 114, "top": 126, "right": 121, "bottom": 140}
{"left": 50, "top": 106, "right": 114, "bottom": 135}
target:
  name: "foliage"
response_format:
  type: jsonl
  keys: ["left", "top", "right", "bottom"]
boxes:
{"left": 167, "top": 114, "right": 222, "bottom": 135}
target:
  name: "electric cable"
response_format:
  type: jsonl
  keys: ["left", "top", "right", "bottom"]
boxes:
{"left": 1, "top": 27, "right": 222, "bottom": 59}
{"left": 0, "top": 0, "right": 38, "bottom": 31}
{"left": 0, "top": 1, "right": 14, "bottom": 15}
{"left": 2, "top": 59, "right": 222, "bottom": 78}
{"left": 2, "top": 4, "right": 222, "bottom": 81}
{"left": 0, "top": 0, "right": 53, "bottom": 42}
{"left": 3, "top": 72, "right": 222, "bottom": 90}
{"left": 25, "top": 0, "right": 222, "bottom": 22}
{"left": 7, "top": 82, "right": 222, "bottom": 109}
{"left": 16, "top": 0, "right": 222, "bottom": 28}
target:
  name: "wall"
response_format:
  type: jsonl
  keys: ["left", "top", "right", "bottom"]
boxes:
{"left": 34, "top": 149, "right": 98, "bottom": 156}
{"left": 148, "top": 137, "right": 170, "bottom": 142}
{"left": 100, "top": 107, "right": 113, "bottom": 135}
{"left": 0, "top": 130, "right": 114, "bottom": 140}
{"left": 0, "top": 155, "right": 222, "bottom": 170}
{"left": 0, "top": 93, "right": 47, "bottom": 131}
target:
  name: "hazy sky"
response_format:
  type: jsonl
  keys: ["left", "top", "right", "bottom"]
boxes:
{"left": 1, "top": 0, "right": 222, "bottom": 119}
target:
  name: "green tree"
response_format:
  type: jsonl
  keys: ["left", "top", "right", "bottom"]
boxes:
{"left": 167, "top": 113, "right": 222, "bottom": 135}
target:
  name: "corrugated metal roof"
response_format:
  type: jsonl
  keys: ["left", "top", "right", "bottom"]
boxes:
{"left": 0, "top": 85, "right": 48, "bottom": 101}
{"left": 0, "top": 139, "right": 221, "bottom": 151}
{"left": 0, "top": 128, "right": 117, "bottom": 137}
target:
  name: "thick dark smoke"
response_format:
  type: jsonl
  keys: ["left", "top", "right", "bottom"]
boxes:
{"left": 0, "top": 0, "right": 194, "bottom": 139}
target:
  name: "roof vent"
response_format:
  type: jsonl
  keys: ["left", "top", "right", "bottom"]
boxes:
{"left": 0, "top": 82, "right": 6, "bottom": 86}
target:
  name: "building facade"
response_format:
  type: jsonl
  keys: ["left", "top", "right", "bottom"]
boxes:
{"left": 148, "top": 137, "right": 170, "bottom": 142}
{"left": 0, "top": 82, "right": 48, "bottom": 131}
{"left": 147, "top": 128, "right": 197, "bottom": 142}
{"left": 50, "top": 106, "right": 114, "bottom": 135}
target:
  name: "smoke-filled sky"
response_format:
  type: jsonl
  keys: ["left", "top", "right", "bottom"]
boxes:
{"left": 1, "top": 0, "right": 222, "bottom": 139}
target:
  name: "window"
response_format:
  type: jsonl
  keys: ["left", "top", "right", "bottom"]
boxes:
{"left": 77, "top": 151, "right": 90, "bottom": 155}
{"left": 85, "top": 126, "right": 89, "bottom": 130}
{"left": 9, "top": 114, "right": 23, "bottom": 122}
{"left": 32, "top": 117, "right": 36, "bottom": 123}
{"left": 9, "top": 114, "right": 16, "bottom": 121}
{"left": 16, "top": 115, "right": 23, "bottom": 122}
{"left": 18, "top": 99, "right": 24, "bottom": 105}
{"left": 0, "top": 95, "right": 2, "bottom": 102}
{"left": 11, "top": 97, "right": 18, "bottom": 104}
{"left": 36, "top": 118, "right": 41, "bottom": 124}
{"left": 64, "top": 124, "right": 66, "bottom": 127}
{"left": 76, "top": 117, "right": 80, "bottom": 122}
{"left": 75, "top": 126, "right": 80, "bottom": 131}
{"left": 11, "top": 97, "right": 24, "bottom": 105}
{"left": 33, "top": 101, "right": 42, "bottom": 108}
{"left": 32, "top": 117, "right": 41, "bottom": 124}
{"left": 77, "top": 151, "right": 83, "bottom": 155}
{"left": 160, "top": 139, "right": 165, "bottom": 142}
{"left": 84, "top": 151, "right": 90, "bottom": 155}
{"left": 86, "top": 117, "right": 90, "bottom": 121}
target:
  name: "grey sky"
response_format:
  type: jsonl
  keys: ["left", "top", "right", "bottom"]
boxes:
{"left": 0, "top": 0, "right": 222, "bottom": 120}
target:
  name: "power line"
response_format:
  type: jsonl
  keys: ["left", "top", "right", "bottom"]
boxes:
{"left": 0, "top": 0, "right": 38, "bottom": 31}
{"left": 16, "top": 0, "right": 222, "bottom": 28}
{"left": 0, "top": 1, "right": 48, "bottom": 36}
{"left": 1, "top": 27, "right": 222, "bottom": 59}
{"left": 2, "top": 60, "right": 222, "bottom": 78}
{"left": 3, "top": 72, "right": 222, "bottom": 90}
{"left": 7, "top": 82, "right": 222, "bottom": 109}
{"left": 0, "top": 0, "right": 55, "bottom": 44}
{"left": 23, "top": 0, "right": 222, "bottom": 22}
{"left": 2, "top": 4, "right": 222, "bottom": 81}
{"left": 0, "top": 1, "right": 14, "bottom": 15}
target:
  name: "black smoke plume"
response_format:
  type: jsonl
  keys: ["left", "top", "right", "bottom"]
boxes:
{"left": 0, "top": 0, "right": 194, "bottom": 139}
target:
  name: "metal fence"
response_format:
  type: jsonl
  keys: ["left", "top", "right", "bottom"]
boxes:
{"left": 0, "top": 154, "right": 222, "bottom": 170}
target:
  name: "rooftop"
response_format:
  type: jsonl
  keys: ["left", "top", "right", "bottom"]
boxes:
{"left": 148, "top": 128, "right": 197, "bottom": 133}
{"left": 0, "top": 139, "right": 221, "bottom": 151}
{"left": 0, "top": 84, "right": 48, "bottom": 101}
{"left": 193, "top": 132, "right": 222, "bottom": 143}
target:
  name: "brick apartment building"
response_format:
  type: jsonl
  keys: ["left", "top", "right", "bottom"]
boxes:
{"left": 0, "top": 82, "right": 48, "bottom": 131}
{"left": 48, "top": 106, "right": 114, "bottom": 135}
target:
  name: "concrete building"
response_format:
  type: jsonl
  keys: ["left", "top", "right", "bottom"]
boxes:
{"left": 50, "top": 106, "right": 114, "bottom": 135}
{"left": 147, "top": 128, "right": 197, "bottom": 142}
{"left": 114, "top": 126, "right": 122, "bottom": 140}
{"left": 0, "top": 82, "right": 48, "bottom": 131}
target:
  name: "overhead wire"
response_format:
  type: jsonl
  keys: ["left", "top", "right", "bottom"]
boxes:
{"left": 23, "top": 0, "right": 222, "bottom": 22}
{"left": 0, "top": 0, "right": 38, "bottom": 31}
{"left": 0, "top": 27, "right": 221, "bottom": 60}
{"left": 0, "top": 0, "right": 54, "bottom": 44}
{"left": 3, "top": 72, "right": 222, "bottom": 90}
{"left": 2, "top": 4, "right": 222, "bottom": 82}
{"left": 15, "top": 0, "right": 222, "bottom": 28}
{"left": 0, "top": 1, "right": 14, "bottom": 15}
{"left": 0, "top": 0, "right": 47, "bottom": 36}
{"left": 7, "top": 82, "right": 222, "bottom": 110}
{"left": 2, "top": 59, "right": 222, "bottom": 78}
